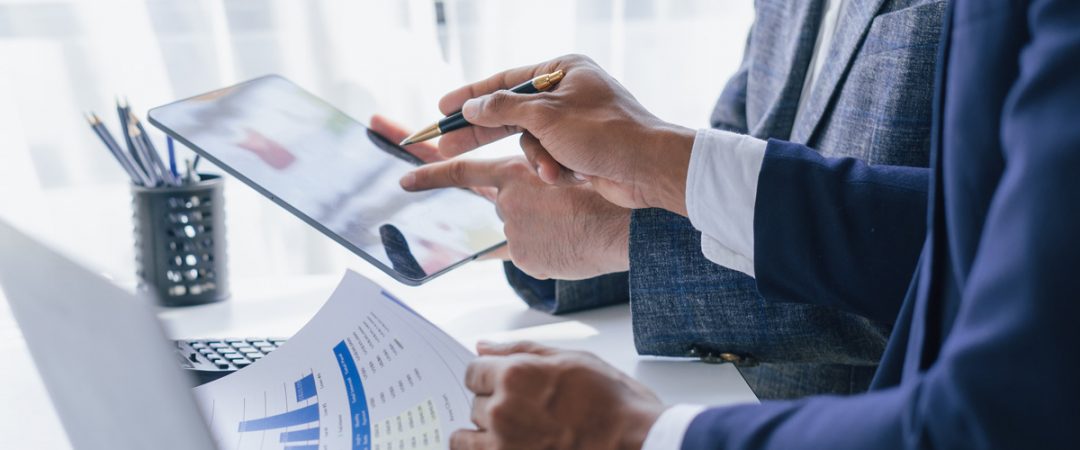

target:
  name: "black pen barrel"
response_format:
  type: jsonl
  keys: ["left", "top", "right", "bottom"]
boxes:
{"left": 437, "top": 113, "right": 470, "bottom": 135}
{"left": 437, "top": 78, "right": 540, "bottom": 134}
{"left": 510, "top": 79, "right": 540, "bottom": 94}
{"left": 401, "top": 71, "right": 562, "bottom": 146}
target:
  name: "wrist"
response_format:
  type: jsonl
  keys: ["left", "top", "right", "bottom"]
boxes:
{"left": 641, "top": 124, "right": 694, "bottom": 216}
{"left": 598, "top": 207, "right": 631, "bottom": 274}
{"left": 618, "top": 401, "right": 666, "bottom": 450}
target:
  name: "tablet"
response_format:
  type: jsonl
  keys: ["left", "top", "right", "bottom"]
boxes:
{"left": 148, "top": 75, "right": 505, "bottom": 285}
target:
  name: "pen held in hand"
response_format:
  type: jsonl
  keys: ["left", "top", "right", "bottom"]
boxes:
{"left": 399, "top": 69, "right": 565, "bottom": 146}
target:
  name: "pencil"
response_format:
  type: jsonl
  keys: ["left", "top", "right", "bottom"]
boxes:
{"left": 86, "top": 112, "right": 146, "bottom": 185}
{"left": 117, "top": 98, "right": 152, "bottom": 183}
{"left": 128, "top": 110, "right": 179, "bottom": 186}
{"left": 128, "top": 122, "right": 163, "bottom": 186}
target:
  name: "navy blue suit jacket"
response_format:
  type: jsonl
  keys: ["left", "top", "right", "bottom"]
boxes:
{"left": 683, "top": 0, "right": 1080, "bottom": 448}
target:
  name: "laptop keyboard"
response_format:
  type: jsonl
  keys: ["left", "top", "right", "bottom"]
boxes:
{"left": 175, "top": 338, "right": 286, "bottom": 384}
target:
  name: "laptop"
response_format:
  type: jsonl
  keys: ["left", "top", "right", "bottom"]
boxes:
{"left": 0, "top": 219, "right": 216, "bottom": 450}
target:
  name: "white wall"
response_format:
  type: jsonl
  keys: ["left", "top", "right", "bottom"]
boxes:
{"left": 0, "top": 0, "right": 754, "bottom": 281}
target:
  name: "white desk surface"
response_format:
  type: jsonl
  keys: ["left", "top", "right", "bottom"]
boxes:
{"left": 0, "top": 188, "right": 757, "bottom": 449}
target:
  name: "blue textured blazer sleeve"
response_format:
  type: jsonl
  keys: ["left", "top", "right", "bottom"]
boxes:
{"left": 629, "top": 209, "right": 889, "bottom": 366}
{"left": 502, "top": 263, "right": 628, "bottom": 314}
{"left": 623, "top": 20, "right": 893, "bottom": 367}
{"left": 753, "top": 140, "right": 929, "bottom": 324}
{"left": 683, "top": 1, "right": 1080, "bottom": 447}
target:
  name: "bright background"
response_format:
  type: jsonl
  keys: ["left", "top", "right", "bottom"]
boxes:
{"left": 0, "top": 0, "right": 753, "bottom": 282}
{"left": 0, "top": 1, "right": 757, "bottom": 446}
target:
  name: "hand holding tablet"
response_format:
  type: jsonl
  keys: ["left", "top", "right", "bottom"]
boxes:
{"left": 149, "top": 75, "right": 506, "bottom": 285}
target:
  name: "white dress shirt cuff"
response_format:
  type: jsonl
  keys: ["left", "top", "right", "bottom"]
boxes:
{"left": 700, "top": 235, "right": 757, "bottom": 277}
{"left": 685, "top": 128, "right": 767, "bottom": 277}
{"left": 641, "top": 404, "right": 707, "bottom": 450}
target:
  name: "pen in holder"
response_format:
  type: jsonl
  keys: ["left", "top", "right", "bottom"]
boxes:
{"left": 132, "top": 174, "right": 229, "bottom": 306}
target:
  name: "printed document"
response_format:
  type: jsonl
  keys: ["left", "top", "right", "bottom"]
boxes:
{"left": 195, "top": 270, "right": 475, "bottom": 450}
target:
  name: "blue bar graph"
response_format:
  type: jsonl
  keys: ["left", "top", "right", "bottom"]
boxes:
{"left": 295, "top": 374, "right": 317, "bottom": 402}
{"left": 279, "top": 427, "right": 320, "bottom": 443}
{"left": 237, "top": 403, "right": 319, "bottom": 432}
{"left": 334, "top": 341, "right": 371, "bottom": 450}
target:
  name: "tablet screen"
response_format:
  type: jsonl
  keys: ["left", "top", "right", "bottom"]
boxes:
{"left": 149, "top": 75, "right": 505, "bottom": 284}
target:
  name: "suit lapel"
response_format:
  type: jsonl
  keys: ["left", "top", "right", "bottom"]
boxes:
{"left": 748, "top": 0, "right": 825, "bottom": 140}
{"left": 790, "top": 0, "right": 888, "bottom": 144}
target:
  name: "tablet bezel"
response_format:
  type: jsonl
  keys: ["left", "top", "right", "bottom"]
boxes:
{"left": 148, "top": 74, "right": 506, "bottom": 286}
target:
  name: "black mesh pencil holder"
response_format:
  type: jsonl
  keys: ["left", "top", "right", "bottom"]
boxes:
{"left": 132, "top": 174, "right": 229, "bottom": 307}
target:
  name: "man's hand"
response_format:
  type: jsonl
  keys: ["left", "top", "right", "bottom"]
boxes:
{"left": 374, "top": 115, "right": 630, "bottom": 279}
{"left": 399, "top": 149, "right": 630, "bottom": 280}
{"left": 453, "top": 341, "right": 665, "bottom": 450}
{"left": 406, "top": 54, "right": 696, "bottom": 216}
{"left": 371, "top": 115, "right": 446, "bottom": 165}
{"left": 370, "top": 115, "right": 509, "bottom": 261}
{"left": 371, "top": 114, "right": 494, "bottom": 200}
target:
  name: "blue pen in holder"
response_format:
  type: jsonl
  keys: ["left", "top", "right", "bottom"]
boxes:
{"left": 132, "top": 174, "right": 229, "bottom": 306}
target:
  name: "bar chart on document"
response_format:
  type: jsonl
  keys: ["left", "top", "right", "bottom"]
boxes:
{"left": 210, "top": 371, "right": 322, "bottom": 449}
{"left": 195, "top": 272, "right": 476, "bottom": 450}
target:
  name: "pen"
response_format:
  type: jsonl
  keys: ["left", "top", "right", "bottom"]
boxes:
{"left": 399, "top": 69, "right": 565, "bottom": 146}
{"left": 185, "top": 158, "right": 202, "bottom": 184}
{"left": 167, "top": 136, "right": 178, "bottom": 180}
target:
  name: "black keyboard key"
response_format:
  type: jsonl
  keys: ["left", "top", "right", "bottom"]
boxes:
{"left": 175, "top": 337, "right": 287, "bottom": 385}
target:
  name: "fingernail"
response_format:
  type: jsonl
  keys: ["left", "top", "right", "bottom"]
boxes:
{"left": 572, "top": 171, "right": 587, "bottom": 182}
{"left": 462, "top": 98, "right": 480, "bottom": 121}
{"left": 399, "top": 172, "right": 415, "bottom": 190}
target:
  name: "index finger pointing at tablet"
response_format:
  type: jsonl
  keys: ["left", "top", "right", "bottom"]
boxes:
{"left": 400, "top": 159, "right": 507, "bottom": 192}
